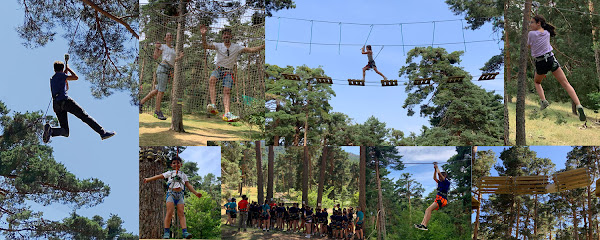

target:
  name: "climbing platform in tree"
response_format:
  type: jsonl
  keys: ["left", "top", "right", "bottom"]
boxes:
{"left": 282, "top": 73, "right": 301, "bottom": 81}
{"left": 348, "top": 79, "right": 365, "bottom": 86}
{"left": 446, "top": 76, "right": 464, "bottom": 83}
{"left": 471, "top": 196, "right": 480, "bottom": 210}
{"left": 479, "top": 176, "right": 513, "bottom": 194}
{"left": 553, "top": 168, "right": 591, "bottom": 192}
{"left": 381, "top": 79, "right": 398, "bottom": 86}
{"left": 478, "top": 72, "right": 499, "bottom": 81}
{"left": 315, "top": 76, "right": 333, "bottom": 84}
{"left": 413, "top": 77, "right": 432, "bottom": 85}
{"left": 512, "top": 175, "right": 549, "bottom": 195}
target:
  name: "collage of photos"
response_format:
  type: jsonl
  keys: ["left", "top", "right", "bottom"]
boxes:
{"left": 0, "top": 0, "right": 599, "bottom": 240}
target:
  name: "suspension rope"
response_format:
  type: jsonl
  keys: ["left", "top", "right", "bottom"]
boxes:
{"left": 373, "top": 45, "right": 384, "bottom": 60}
{"left": 461, "top": 19, "right": 467, "bottom": 52}
{"left": 399, "top": 24, "right": 405, "bottom": 56}
{"left": 431, "top": 21, "right": 436, "bottom": 47}
{"left": 266, "top": 39, "right": 498, "bottom": 47}
{"left": 276, "top": 17, "right": 281, "bottom": 50}
{"left": 364, "top": 24, "right": 374, "bottom": 47}
{"left": 338, "top": 22, "right": 342, "bottom": 55}
{"left": 309, "top": 20, "right": 314, "bottom": 54}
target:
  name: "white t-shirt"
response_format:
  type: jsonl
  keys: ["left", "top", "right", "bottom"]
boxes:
{"left": 160, "top": 44, "right": 176, "bottom": 66}
{"left": 162, "top": 170, "right": 189, "bottom": 190}
{"left": 213, "top": 42, "right": 243, "bottom": 69}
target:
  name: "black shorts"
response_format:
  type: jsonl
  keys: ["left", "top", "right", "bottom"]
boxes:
{"left": 355, "top": 222, "right": 363, "bottom": 230}
{"left": 535, "top": 54, "right": 560, "bottom": 75}
{"left": 365, "top": 60, "right": 376, "bottom": 69}
{"left": 231, "top": 212, "right": 237, "bottom": 218}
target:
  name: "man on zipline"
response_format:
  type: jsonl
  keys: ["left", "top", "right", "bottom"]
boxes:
{"left": 140, "top": 32, "right": 184, "bottom": 120}
{"left": 415, "top": 163, "right": 450, "bottom": 231}
{"left": 361, "top": 45, "right": 387, "bottom": 81}
{"left": 199, "top": 25, "right": 265, "bottom": 122}
{"left": 43, "top": 61, "right": 115, "bottom": 143}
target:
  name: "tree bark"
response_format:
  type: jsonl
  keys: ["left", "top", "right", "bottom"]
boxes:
{"left": 256, "top": 141, "right": 264, "bottom": 205}
{"left": 590, "top": 0, "right": 600, "bottom": 92}
{"left": 359, "top": 146, "right": 367, "bottom": 216}
{"left": 317, "top": 144, "right": 328, "bottom": 207}
{"left": 139, "top": 147, "right": 166, "bottom": 239}
{"left": 267, "top": 146, "right": 274, "bottom": 201}
{"left": 375, "top": 153, "right": 386, "bottom": 240}
{"left": 473, "top": 191, "right": 482, "bottom": 240}
{"left": 170, "top": 1, "right": 186, "bottom": 132}
{"left": 504, "top": 0, "right": 511, "bottom": 145}
{"left": 302, "top": 145, "right": 309, "bottom": 205}
{"left": 516, "top": 0, "right": 532, "bottom": 145}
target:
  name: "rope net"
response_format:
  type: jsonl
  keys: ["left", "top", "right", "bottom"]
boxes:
{"left": 140, "top": 2, "right": 265, "bottom": 120}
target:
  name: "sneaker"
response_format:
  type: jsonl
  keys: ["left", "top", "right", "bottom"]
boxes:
{"left": 43, "top": 123, "right": 51, "bottom": 143}
{"left": 182, "top": 232, "right": 192, "bottom": 239}
{"left": 540, "top": 100, "right": 550, "bottom": 110}
{"left": 100, "top": 131, "right": 116, "bottom": 140}
{"left": 222, "top": 112, "right": 240, "bottom": 122}
{"left": 207, "top": 104, "right": 219, "bottom": 115}
{"left": 414, "top": 224, "right": 428, "bottom": 231}
{"left": 163, "top": 231, "right": 170, "bottom": 239}
{"left": 154, "top": 110, "right": 167, "bottom": 120}
{"left": 305, "top": 234, "right": 311, "bottom": 238}
{"left": 577, "top": 105, "right": 587, "bottom": 121}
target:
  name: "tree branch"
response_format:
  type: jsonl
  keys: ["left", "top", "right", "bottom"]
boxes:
{"left": 95, "top": 11, "right": 123, "bottom": 76}
{"left": 80, "top": 0, "right": 139, "bottom": 39}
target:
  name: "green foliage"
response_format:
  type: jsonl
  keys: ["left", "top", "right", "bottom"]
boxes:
{"left": 184, "top": 190, "right": 221, "bottom": 239}
{"left": 554, "top": 112, "right": 567, "bottom": 125}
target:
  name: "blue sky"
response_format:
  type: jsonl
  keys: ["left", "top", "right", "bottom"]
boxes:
{"left": 266, "top": 0, "right": 503, "bottom": 135}
{"left": 1, "top": 1, "right": 140, "bottom": 235}
{"left": 178, "top": 146, "right": 222, "bottom": 178}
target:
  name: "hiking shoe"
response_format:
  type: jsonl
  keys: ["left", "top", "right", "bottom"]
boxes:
{"left": 305, "top": 234, "right": 311, "bottom": 238}
{"left": 540, "top": 100, "right": 550, "bottom": 110}
{"left": 100, "top": 131, "right": 116, "bottom": 140}
{"left": 577, "top": 105, "right": 587, "bottom": 121}
{"left": 207, "top": 104, "right": 218, "bottom": 115}
{"left": 163, "top": 231, "right": 170, "bottom": 239}
{"left": 43, "top": 123, "right": 51, "bottom": 143}
{"left": 414, "top": 224, "right": 428, "bottom": 231}
{"left": 154, "top": 110, "right": 167, "bottom": 120}
{"left": 222, "top": 112, "right": 239, "bottom": 122}
{"left": 182, "top": 232, "right": 192, "bottom": 239}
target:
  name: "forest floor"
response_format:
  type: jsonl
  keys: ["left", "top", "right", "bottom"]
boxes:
{"left": 221, "top": 214, "right": 329, "bottom": 240}
{"left": 139, "top": 113, "right": 260, "bottom": 146}
{"left": 508, "top": 95, "right": 600, "bottom": 145}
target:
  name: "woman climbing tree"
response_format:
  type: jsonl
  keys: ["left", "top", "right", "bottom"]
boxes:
{"left": 528, "top": 15, "right": 586, "bottom": 121}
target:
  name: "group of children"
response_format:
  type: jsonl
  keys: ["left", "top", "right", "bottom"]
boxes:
{"left": 225, "top": 197, "right": 365, "bottom": 239}
{"left": 139, "top": 25, "right": 265, "bottom": 123}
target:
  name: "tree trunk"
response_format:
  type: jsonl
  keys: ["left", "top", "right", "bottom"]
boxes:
{"left": 590, "top": 0, "right": 600, "bottom": 92}
{"left": 588, "top": 185, "right": 592, "bottom": 240}
{"left": 503, "top": 0, "right": 511, "bottom": 144}
{"left": 515, "top": 200, "right": 520, "bottom": 239}
{"left": 534, "top": 194, "right": 538, "bottom": 237}
{"left": 359, "top": 146, "right": 367, "bottom": 216}
{"left": 267, "top": 146, "right": 274, "bottom": 201}
{"left": 473, "top": 191, "right": 482, "bottom": 240}
{"left": 572, "top": 205, "right": 580, "bottom": 240}
{"left": 170, "top": 1, "right": 186, "bottom": 132}
{"left": 256, "top": 141, "right": 264, "bottom": 205}
{"left": 273, "top": 103, "right": 281, "bottom": 146}
{"left": 516, "top": 0, "right": 532, "bottom": 145}
{"left": 139, "top": 147, "right": 166, "bottom": 239}
{"left": 375, "top": 154, "right": 386, "bottom": 240}
{"left": 317, "top": 144, "right": 328, "bottom": 207}
{"left": 302, "top": 145, "right": 309, "bottom": 205}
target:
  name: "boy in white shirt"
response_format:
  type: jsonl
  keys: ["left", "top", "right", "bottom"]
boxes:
{"left": 140, "top": 32, "right": 184, "bottom": 120}
{"left": 199, "top": 25, "right": 264, "bottom": 122}
{"left": 143, "top": 156, "right": 202, "bottom": 239}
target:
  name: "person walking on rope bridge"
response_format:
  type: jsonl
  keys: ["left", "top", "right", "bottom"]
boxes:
{"left": 355, "top": 206, "right": 365, "bottom": 240}
{"left": 143, "top": 156, "right": 202, "bottom": 239}
{"left": 528, "top": 15, "right": 586, "bottom": 121}
{"left": 361, "top": 45, "right": 387, "bottom": 81}
{"left": 238, "top": 195, "right": 249, "bottom": 232}
{"left": 415, "top": 163, "right": 450, "bottom": 231}
{"left": 140, "top": 32, "right": 184, "bottom": 121}
{"left": 199, "top": 25, "right": 265, "bottom": 122}
{"left": 43, "top": 61, "right": 115, "bottom": 143}
{"left": 225, "top": 198, "right": 237, "bottom": 226}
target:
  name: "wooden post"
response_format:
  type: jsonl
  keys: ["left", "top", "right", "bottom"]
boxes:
{"left": 516, "top": 0, "right": 532, "bottom": 145}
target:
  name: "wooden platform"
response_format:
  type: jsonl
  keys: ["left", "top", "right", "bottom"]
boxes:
{"left": 471, "top": 196, "right": 480, "bottom": 210}
{"left": 553, "top": 168, "right": 591, "bottom": 192}
{"left": 281, "top": 73, "right": 301, "bottom": 81}
{"left": 478, "top": 168, "right": 592, "bottom": 195}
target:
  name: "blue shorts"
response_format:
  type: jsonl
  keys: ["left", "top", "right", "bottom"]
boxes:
{"left": 210, "top": 67, "right": 234, "bottom": 89}
{"left": 166, "top": 191, "right": 184, "bottom": 205}
{"left": 156, "top": 63, "right": 173, "bottom": 92}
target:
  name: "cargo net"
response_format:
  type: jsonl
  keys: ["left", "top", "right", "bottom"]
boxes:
{"left": 139, "top": 2, "right": 265, "bottom": 120}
